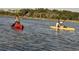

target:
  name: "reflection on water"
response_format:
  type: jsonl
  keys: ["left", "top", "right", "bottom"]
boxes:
{"left": 0, "top": 17, "right": 79, "bottom": 51}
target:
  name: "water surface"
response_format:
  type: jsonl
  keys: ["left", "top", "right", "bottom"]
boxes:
{"left": 0, "top": 16, "right": 79, "bottom": 51}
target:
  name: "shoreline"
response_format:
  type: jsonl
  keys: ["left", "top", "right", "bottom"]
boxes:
{"left": 0, "top": 15, "right": 79, "bottom": 23}
{"left": 27, "top": 17, "right": 79, "bottom": 23}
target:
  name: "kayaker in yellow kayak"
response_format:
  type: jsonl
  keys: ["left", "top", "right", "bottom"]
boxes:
{"left": 56, "top": 19, "right": 65, "bottom": 31}
{"left": 50, "top": 19, "right": 75, "bottom": 31}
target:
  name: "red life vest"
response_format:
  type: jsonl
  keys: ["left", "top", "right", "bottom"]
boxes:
{"left": 12, "top": 23, "right": 24, "bottom": 31}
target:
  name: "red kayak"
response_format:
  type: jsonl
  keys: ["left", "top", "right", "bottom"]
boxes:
{"left": 11, "top": 22, "right": 24, "bottom": 31}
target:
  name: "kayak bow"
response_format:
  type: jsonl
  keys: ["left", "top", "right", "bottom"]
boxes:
{"left": 50, "top": 26, "right": 75, "bottom": 31}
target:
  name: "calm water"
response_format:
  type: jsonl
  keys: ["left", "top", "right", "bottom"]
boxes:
{"left": 0, "top": 16, "right": 79, "bottom": 51}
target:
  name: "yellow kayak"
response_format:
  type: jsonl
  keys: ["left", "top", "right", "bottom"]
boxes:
{"left": 50, "top": 26, "right": 75, "bottom": 31}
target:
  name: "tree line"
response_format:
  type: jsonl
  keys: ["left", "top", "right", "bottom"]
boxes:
{"left": 0, "top": 8, "right": 79, "bottom": 20}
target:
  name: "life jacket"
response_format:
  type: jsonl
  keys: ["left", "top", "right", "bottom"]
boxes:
{"left": 12, "top": 22, "right": 24, "bottom": 31}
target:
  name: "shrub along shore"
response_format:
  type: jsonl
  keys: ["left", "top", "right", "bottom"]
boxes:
{"left": 0, "top": 8, "right": 79, "bottom": 23}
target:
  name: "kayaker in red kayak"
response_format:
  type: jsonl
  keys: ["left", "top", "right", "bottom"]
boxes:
{"left": 11, "top": 15, "right": 24, "bottom": 31}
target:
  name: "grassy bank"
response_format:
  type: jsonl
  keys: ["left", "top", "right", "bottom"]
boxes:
{"left": 0, "top": 15, "right": 79, "bottom": 24}
{"left": 26, "top": 17, "right": 79, "bottom": 23}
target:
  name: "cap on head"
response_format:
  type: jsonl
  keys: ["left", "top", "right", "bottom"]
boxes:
{"left": 60, "top": 22, "right": 63, "bottom": 24}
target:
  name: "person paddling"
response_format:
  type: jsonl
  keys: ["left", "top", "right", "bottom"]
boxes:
{"left": 11, "top": 15, "right": 24, "bottom": 31}
{"left": 56, "top": 19, "right": 67, "bottom": 31}
{"left": 56, "top": 19, "right": 60, "bottom": 31}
